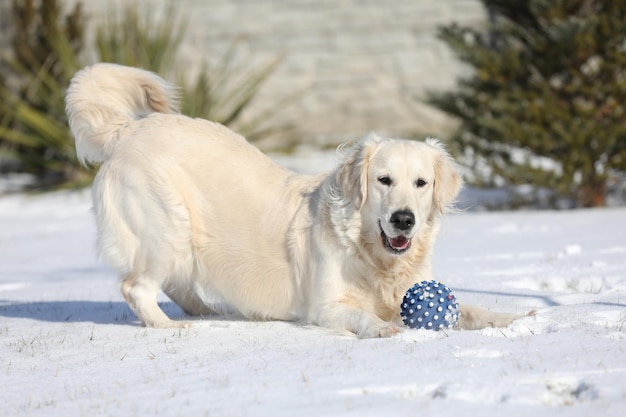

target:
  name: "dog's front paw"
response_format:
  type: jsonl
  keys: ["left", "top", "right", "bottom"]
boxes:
{"left": 357, "top": 322, "right": 402, "bottom": 339}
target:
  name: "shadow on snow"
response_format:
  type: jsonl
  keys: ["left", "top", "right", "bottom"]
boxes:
{"left": 0, "top": 299, "right": 186, "bottom": 325}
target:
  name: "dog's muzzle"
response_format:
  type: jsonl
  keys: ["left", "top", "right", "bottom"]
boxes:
{"left": 380, "top": 210, "right": 415, "bottom": 254}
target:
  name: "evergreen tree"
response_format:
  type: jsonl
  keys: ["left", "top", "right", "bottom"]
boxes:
{"left": 429, "top": 0, "right": 626, "bottom": 207}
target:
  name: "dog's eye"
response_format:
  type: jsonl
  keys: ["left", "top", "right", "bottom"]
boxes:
{"left": 416, "top": 178, "right": 427, "bottom": 188}
{"left": 378, "top": 176, "right": 392, "bottom": 186}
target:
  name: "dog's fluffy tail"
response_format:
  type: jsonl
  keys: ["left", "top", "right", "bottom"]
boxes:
{"left": 65, "top": 63, "right": 178, "bottom": 166}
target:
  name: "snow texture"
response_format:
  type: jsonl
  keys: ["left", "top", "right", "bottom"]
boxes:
{"left": 1, "top": 155, "right": 625, "bottom": 416}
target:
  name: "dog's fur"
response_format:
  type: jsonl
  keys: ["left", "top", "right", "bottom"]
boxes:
{"left": 66, "top": 63, "right": 523, "bottom": 337}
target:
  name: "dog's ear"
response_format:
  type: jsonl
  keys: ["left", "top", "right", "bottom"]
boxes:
{"left": 426, "top": 138, "right": 462, "bottom": 214}
{"left": 335, "top": 133, "right": 383, "bottom": 209}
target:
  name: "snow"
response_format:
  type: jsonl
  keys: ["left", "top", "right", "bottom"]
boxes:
{"left": 1, "top": 156, "right": 626, "bottom": 416}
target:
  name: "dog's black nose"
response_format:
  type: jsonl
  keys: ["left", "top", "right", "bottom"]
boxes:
{"left": 390, "top": 210, "right": 415, "bottom": 231}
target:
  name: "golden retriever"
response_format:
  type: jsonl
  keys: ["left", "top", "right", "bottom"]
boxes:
{"left": 65, "top": 63, "right": 523, "bottom": 337}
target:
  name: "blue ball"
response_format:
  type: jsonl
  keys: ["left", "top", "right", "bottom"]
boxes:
{"left": 400, "top": 280, "right": 460, "bottom": 330}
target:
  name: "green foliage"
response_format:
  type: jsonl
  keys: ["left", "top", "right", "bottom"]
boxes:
{"left": 95, "top": 5, "right": 185, "bottom": 77}
{"left": 428, "top": 0, "right": 626, "bottom": 207}
{"left": 0, "top": 1, "right": 286, "bottom": 189}
{"left": 179, "top": 46, "right": 284, "bottom": 139}
{"left": 0, "top": 0, "right": 86, "bottom": 185}
{"left": 95, "top": 5, "right": 286, "bottom": 138}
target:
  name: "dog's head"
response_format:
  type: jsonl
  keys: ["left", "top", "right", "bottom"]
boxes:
{"left": 334, "top": 134, "right": 462, "bottom": 256}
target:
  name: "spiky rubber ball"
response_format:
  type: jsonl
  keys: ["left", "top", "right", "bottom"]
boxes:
{"left": 400, "top": 280, "right": 460, "bottom": 330}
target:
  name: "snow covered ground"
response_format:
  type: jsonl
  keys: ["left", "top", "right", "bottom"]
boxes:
{"left": 1, "top": 153, "right": 625, "bottom": 416}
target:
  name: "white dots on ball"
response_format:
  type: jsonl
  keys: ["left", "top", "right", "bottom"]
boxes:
{"left": 437, "top": 306, "right": 443, "bottom": 312}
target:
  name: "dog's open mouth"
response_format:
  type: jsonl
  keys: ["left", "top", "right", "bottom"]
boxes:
{"left": 380, "top": 225, "right": 412, "bottom": 254}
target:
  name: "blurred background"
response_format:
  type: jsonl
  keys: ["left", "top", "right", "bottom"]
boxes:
{"left": 1, "top": 0, "right": 624, "bottom": 209}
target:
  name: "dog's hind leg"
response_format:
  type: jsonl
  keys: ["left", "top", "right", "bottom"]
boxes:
{"left": 121, "top": 273, "right": 189, "bottom": 328}
{"left": 162, "top": 283, "right": 217, "bottom": 317}
{"left": 456, "top": 304, "right": 526, "bottom": 330}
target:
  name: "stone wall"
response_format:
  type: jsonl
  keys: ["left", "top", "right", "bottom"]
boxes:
{"left": 23, "top": 0, "right": 487, "bottom": 148}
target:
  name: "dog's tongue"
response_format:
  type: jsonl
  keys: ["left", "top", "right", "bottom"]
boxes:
{"left": 389, "top": 235, "right": 410, "bottom": 250}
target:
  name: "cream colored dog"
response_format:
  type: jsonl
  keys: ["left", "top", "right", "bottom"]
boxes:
{"left": 66, "top": 63, "right": 523, "bottom": 338}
